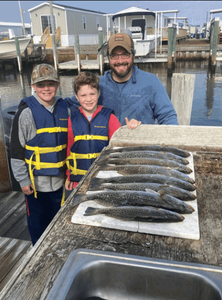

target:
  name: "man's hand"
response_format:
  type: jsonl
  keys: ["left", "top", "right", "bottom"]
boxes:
{"left": 125, "top": 117, "right": 141, "bottom": 129}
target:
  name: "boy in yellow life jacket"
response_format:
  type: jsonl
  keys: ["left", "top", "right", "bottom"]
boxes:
{"left": 65, "top": 71, "right": 141, "bottom": 190}
{"left": 10, "top": 63, "right": 70, "bottom": 245}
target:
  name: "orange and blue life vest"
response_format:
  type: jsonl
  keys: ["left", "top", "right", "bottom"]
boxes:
{"left": 23, "top": 96, "right": 68, "bottom": 197}
{"left": 67, "top": 107, "right": 113, "bottom": 182}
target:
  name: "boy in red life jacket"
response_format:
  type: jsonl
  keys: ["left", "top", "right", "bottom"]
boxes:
{"left": 65, "top": 71, "right": 141, "bottom": 190}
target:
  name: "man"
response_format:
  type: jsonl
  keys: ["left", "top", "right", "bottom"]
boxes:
{"left": 66, "top": 32, "right": 178, "bottom": 126}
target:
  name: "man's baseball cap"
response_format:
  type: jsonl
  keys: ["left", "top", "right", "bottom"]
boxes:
{"left": 108, "top": 33, "right": 134, "bottom": 54}
{"left": 31, "top": 63, "right": 59, "bottom": 84}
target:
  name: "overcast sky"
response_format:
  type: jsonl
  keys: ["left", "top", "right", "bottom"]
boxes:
{"left": 0, "top": 1, "right": 222, "bottom": 26}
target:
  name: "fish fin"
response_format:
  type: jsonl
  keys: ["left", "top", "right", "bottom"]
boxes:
{"left": 118, "top": 171, "right": 130, "bottom": 175}
{"left": 84, "top": 207, "right": 98, "bottom": 216}
{"left": 145, "top": 188, "right": 159, "bottom": 194}
{"left": 157, "top": 189, "right": 166, "bottom": 197}
{"left": 72, "top": 194, "right": 87, "bottom": 207}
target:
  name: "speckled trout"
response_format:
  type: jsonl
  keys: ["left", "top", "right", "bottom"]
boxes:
{"left": 84, "top": 206, "right": 184, "bottom": 222}
{"left": 88, "top": 182, "right": 196, "bottom": 201}
{"left": 96, "top": 165, "right": 194, "bottom": 184}
{"left": 104, "top": 145, "right": 190, "bottom": 158}
{"left": 103, "top": 150, "right": 189, "bottom": 165}
{"left": 90, "top": 175, "right": 196, "bottom": 191}
{"left": 73, "top": 190, "right": 194, "bottom": 214}
{"left": 97, "top": 157, "right": 192, "bottom": 174}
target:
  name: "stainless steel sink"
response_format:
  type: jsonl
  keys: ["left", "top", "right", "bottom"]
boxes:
{"left": 46, "top": 249, "right": 222, "bottom": 300}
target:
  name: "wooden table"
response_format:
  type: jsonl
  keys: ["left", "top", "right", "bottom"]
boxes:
{"left": 2, "top": 125, "right": 222, "bottom": 300}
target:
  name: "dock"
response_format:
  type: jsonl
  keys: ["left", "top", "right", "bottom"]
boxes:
{"left": 50, "top": 39, "right": 222, "bottom": 73}
{"left": 1, "top": 125, "right": 222, "bottom": 299}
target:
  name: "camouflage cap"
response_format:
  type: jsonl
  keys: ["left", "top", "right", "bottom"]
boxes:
{"left": 31, "top": 63, "right": 59, "bottom": 84}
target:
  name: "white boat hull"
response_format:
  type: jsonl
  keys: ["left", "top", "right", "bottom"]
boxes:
{"left": 134, "top": 35, "right": 161, "bottom": 57}
{"left": 0, "top": 37, "right": 31, "bottom": 60}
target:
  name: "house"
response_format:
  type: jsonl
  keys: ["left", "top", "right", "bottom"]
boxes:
{"left": 28, "top": 2, "right": 108, "bottom": 47}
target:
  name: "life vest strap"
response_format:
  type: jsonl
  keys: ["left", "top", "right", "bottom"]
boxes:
{"left": 36, "top": 127, "right": 68, "bottom": 134}
{"left": 75, "top": 134, "right": 108, "bottom": 141}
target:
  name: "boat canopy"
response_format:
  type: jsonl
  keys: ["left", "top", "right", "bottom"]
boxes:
{"left": 112, "top": 6, "right": 155, "bottom": 21}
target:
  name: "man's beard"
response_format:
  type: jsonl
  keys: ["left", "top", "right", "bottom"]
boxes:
{"left": 110, "top": 61, "right": 133, "bottom": 79}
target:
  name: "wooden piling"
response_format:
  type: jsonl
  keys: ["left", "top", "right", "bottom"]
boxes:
{"left": 14, "top": 37, "right": 22, "bottom": 73}
{"left": 0, "top": 97, "right": 12, "bottom": 193}
{"left": 49, "top": 0, "right": 58, "bottom": 71}
{"left": 98, "top": 27, "right": 104, "bottom": 75}
{"left": 171, "top": 73, "right": 196, "bottom": 125}
{"left": 209, "top": 17, "right": 219, "bottom": 71}
{"left": 167, "top": 24, "right": 177, "bottom": 70}
{"left": 74, "top": 34, "right": 81, "bottom": 74}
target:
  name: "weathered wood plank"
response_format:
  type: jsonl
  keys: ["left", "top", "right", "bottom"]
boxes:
{"left": 0, "top": 237, "right": 32, "bottom": 292}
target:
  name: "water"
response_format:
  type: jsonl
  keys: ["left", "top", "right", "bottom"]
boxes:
{"left": 1, "top": 60, "right": 222, "bottom": 126}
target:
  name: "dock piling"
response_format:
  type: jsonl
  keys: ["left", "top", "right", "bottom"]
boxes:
{"left": 167, "top": 24, "right": 177, "bottom": 70}
{"left": 171, "top": 73, "right": 195, "bottom": 125}
{"left": 15, "top": 37, "right": 22, "bottom": 73}
{"left": 49, "top": 0, "right": 58, "bottom": 71}
{"left": 0, "top": 96, "right": 12, "bottom": 193}
{"left": 209, "top": 17, "right": 219, "bottom": 72}
{"left": 98, "top": 27, "right": 104, "bottom": 75}
{"left": 74, "top": 34, "right": 81, "bottom": 74}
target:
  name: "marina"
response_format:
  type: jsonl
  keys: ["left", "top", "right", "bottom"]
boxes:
{"left": 1, "top": 1, "right": 222, "bottom": 298}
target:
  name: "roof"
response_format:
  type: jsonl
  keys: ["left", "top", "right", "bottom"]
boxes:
{"left": 112, "top": 6, "right": 155, "bottom": 21}
{"left": 0, "top": 21, "right": 31, "bottom": 28}
{"left": 28, "top": 2, "right": 106, "bottom": 15}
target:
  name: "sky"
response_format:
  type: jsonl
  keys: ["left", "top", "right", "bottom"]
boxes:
{"left": 0, "top": 1, "right": 222, "bottom": 26}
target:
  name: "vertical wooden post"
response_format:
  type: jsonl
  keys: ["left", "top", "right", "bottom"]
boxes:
{"left": 74, "top": 34, "right": 81, "bottom": 74}
{"left": 15, "top": 37, "right": 22, "bottom": 73}
{"left": 49, "top": 0, "right": 58, "bottom": 71}
{"left": 0, "top": 96, "right": 12, "bottom": 192}
{"left": 210, "top": 17, "right": 219, "bottom": 71}
{"left": 171, "top": 73, "right": 196, "bottom": 125}
{"left": 98, "top": 27, "right": 104, "bottom": 75}
{"left": 168, "top": 24, "right": 177, "bottom": 70}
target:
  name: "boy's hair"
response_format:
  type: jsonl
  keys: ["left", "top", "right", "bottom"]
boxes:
{"left": 74, "top": 72, "right": 100, "bottom": 94}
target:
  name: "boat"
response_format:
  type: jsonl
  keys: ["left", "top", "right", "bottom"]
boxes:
{"left": 108, "top": 6, "right": 162, "bottom": 57}
{"left": 0, "top": 29, "right": 31, "bottom": 60}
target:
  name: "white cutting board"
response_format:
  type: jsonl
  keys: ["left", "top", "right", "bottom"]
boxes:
{"left": 71, "top": 152, "right": 200, "bottom": 240}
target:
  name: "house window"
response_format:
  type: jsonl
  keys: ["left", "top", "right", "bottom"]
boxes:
{"left": 41, "top": 15, "right": 56, "bottom": 34}
{"left": 83, "top": 16, "right": 86, "bottom": 30}
{"left": 96, "top": 17, "right": 100, "bottom": 28}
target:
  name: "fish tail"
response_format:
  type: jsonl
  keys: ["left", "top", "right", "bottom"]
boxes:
{"left": 72, "top": 194, "right": 87, "bottom": 207}
{"left": 97, "top": 165, "right": 111, "bottom": 172}
{"left": 97, "top": 154, "right": 109, "bottom": 166}
{"left": 84, "top": 207, "right": 99, "bottom": 216}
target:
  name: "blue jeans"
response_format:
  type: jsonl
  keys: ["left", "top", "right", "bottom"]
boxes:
{"left": 25, "top": 187, "right": 63, "bottom": 245}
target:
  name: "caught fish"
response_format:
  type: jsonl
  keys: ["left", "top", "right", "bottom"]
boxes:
{"left": 90, "top": 175, "right": 196, "bottom": 191}
{"left": 84, "top": 206, "right": 185, "bottom": 222}
{"left": 88, "top": 182, "right": 196, "bottom": 201}
{"left": 96, "top": 165, "right": 194, "bottom": 184}
{"left": 97, "top": 157, "right": 192, "bottom": 174}
{"left": 73, "top": 190, "right": 194, "bottom": 214}
{"left": 104, "top": 150, "right": 189, "bottom": 165}
{"left": 104, "top": 145, "right": 190, "bottom": 158}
